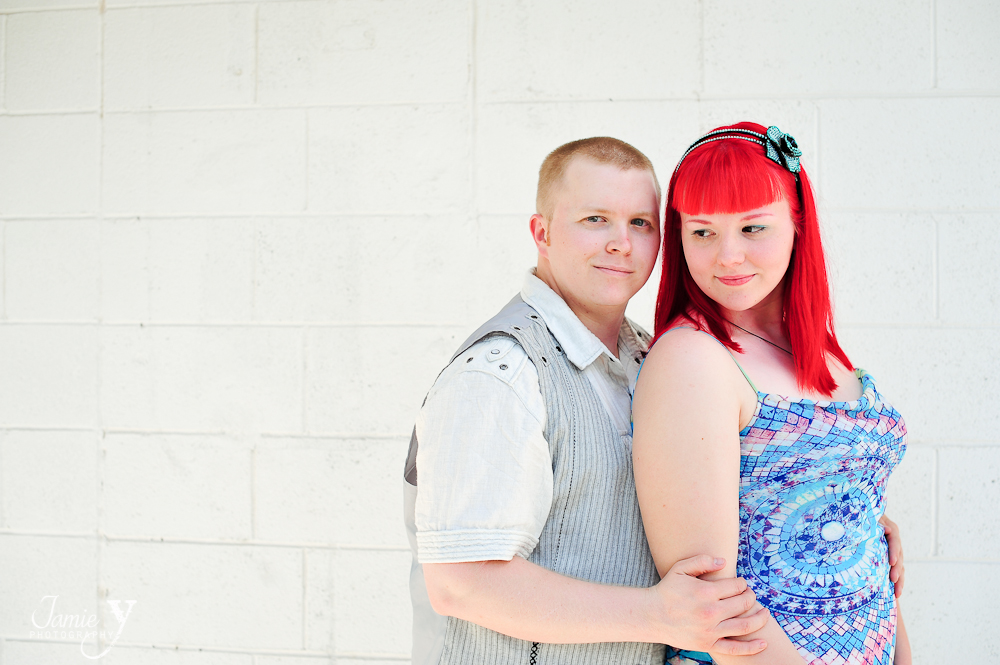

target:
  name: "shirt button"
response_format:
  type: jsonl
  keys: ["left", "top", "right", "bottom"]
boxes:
{"left": 491, "top": 349, "right": 500, "bottom": 355}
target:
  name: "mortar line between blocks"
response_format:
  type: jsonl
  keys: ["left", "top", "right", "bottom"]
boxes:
{"left": 301, "top": 327, "right": 307, "bottom": 433}
{"left": 253, "top": 4, "right": 259, "bottom": 105}
{"left": 932, "top": 215, "right": 940, "bottom": 320}
{"left": 468, "top": 0, "right": 478, "bottom": 220}
{"left": 931, "top": 0, "right": 938, "bottom": 89}
{"left": 96, "top": 3, "right": 107, "bottom": 649}
{"left": 251, "top": 444, "right": 257, "bottom": 539}
{"left": 698, "top": 0, "right": 705, "bottom": 96}
{"left": 931, "top": 446, "right": 939, "bottom": 556}
{"left": 302, "top": 548, "right": 308, "bottom": 649}
{"left": 0, "top": 431, "right": 5, "bottom": 528}
{"left": 1, "top": 15, "right": 6, "bottom": 112}
{"left": 303, "top": 110, "right": 309, "bottom": 211}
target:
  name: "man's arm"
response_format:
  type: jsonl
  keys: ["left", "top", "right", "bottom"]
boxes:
{"left": 424, "top": 553, "right": 769, "bottom": 655}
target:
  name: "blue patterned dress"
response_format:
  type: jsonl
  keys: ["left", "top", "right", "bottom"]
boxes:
{"left": 665, "top": 369, "right": 906, "bottom": 665}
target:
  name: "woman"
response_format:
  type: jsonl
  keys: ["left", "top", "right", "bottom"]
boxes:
{"left": 631, "top": 123, "right": 911, "bottom": 664}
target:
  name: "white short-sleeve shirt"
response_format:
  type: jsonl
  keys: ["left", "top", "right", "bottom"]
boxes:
{"left": 414, "top": 270, "right": 649, "bottom": 563}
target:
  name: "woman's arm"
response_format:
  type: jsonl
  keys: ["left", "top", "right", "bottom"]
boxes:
{"left": 632, "top": 330, "right": 806, "bottom": 665}
{"left": 893, "top": 603, "right": 912, "bottom": 665}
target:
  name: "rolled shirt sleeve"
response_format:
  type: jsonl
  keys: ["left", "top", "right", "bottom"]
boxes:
{"left": 414, "top": 336, "right": 552, "bottom": 563}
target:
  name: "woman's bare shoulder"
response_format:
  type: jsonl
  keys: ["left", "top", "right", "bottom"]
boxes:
{"left": 638, "top": 326, "right": 741, "bottom": 401}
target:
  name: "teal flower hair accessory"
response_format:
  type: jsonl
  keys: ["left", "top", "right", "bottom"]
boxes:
{"left": 764, "top": 125, "right": 802, "bottom": 174}
{"left": 673, "top": 125, "right": 803, "bottom": 180}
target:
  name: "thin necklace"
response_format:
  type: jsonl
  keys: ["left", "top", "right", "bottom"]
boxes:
{"left": 728, "top": 321, "right": 792, "bottom": 355}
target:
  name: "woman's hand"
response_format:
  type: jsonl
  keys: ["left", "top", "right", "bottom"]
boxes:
{"left": 880, "top": 514, "right": 905, "bottom": 597}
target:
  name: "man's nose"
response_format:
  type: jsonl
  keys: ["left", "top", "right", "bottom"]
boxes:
{"left": 606, "top": 223, "right": 632, "bottom": 254}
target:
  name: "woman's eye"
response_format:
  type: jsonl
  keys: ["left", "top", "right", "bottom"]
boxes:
{"left": 692, "top": 229, "right": 712, "bottom": 238}
{"left": 743, "top": 225, "right": 766, "bottom": 234}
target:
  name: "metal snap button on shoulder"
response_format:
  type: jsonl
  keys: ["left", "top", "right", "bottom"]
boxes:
{"left": 491, "top": 349, "right": 500, "bottom": 355}
{"left": 499, "top": 364, "right": 508, "bottom": 370}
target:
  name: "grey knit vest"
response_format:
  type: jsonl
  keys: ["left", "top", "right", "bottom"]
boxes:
{"left": 403, "top": 295, "right": 664, "bottom": 665}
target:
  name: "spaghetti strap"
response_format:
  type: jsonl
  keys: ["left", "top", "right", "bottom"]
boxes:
{"left": 644, "top": 326, "right": 759, "bottom": 394}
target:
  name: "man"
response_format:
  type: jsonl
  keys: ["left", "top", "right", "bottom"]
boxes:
{"left": 402, "top": 138, "right": 904, "bottom": 664}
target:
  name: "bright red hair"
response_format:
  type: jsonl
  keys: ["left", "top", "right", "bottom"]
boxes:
{"left": 654, "top": 122, "right": 851, "bottom": 396}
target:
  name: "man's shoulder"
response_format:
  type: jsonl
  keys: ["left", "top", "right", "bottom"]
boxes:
{"left": 435, "top": 334, "right": 534, "bottom": 392}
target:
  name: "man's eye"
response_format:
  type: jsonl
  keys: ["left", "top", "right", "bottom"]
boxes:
{"left": 631, "top": 218, "right": 650, "bottom": 227}
{"left": 585, "top": 216, "right": 605, "bottom": 223}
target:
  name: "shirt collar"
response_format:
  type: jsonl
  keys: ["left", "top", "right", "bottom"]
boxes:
{"left": 520, "top": 270, "right": 648, "bottom": 371}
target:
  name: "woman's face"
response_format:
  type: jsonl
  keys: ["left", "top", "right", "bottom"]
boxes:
{"left": 679, "top": 197, "right": 796, "bottom": 316}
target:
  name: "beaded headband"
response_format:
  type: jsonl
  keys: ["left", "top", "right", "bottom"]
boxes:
{"left": 673, "top": 125, "right": 803, "bottom": 179}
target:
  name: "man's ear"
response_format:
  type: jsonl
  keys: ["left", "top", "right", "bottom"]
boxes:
{"left": 530, "top": 214, "right": 550, "bottom": 256}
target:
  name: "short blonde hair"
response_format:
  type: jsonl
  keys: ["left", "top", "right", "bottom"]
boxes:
{"left": 536, "top": 137, "right": 660, "bottom": 219}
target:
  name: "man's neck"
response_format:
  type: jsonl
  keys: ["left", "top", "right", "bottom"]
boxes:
{"left": 534, "top": 267, "right": 625, "bottom": 358}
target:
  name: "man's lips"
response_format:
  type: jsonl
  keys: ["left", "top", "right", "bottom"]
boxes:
{"left": 594, "top": 266, "right": 634, "bottom": 276}
{"left": 717, "top": 274, "right": 754, "bottom": 286}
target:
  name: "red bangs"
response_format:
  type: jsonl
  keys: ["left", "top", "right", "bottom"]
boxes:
{"left": 671, "top": 139, "right": 792, "bottom": 216}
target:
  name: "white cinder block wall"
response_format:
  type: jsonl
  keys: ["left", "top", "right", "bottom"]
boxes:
{"left": 0, "top": 1, "right": 997, "bottom": 663}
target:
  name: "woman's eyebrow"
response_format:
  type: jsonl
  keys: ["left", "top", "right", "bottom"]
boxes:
{"left": 741, "top": 212, "right": 774, "bottom": 221}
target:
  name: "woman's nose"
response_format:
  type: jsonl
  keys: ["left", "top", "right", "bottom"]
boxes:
{"left": 717, "top": 233, "right": 745, "bottom": 266}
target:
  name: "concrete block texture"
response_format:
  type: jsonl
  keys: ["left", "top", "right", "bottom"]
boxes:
{"left": 253, "top": 216, "right": 475, "bottom": 324}
{"left": 102, "top": 433, "right": 253, "bottom": 540}
{"left": 255, "top": 437, "right": 409, "bottom": 547}
{"left": 103, "top": 5, "right": 256, "bottom": 110}
{"left": 100, "top": 326, "right": 302, "bottom": 432}
{"left": 102, "top": 110, "right": 307, "bottom": 215}
{"left": 0, "top": 114, "right": 100, "bottom": 215}
{"left": 0, "top": 325, "right": 98, "bottom": 428}
{"left": 307, "top": 549, "right": 412, "bottom": 661}
{"left": 102, "top": 540, "right": 302, "bottom": 649}
{"left": 838, "top": 327, "right": 1000, "bottom": 443}
{"left": 477, "top": 0, "right": 700, "bottom": 102}
{"left": 101, "top": 647, "right": 251, "bottom": 665}
{"left": 476, "top": 101, "right": 699, "bottom": 214}
{"left": 884, "top": 444, "right": 934, "bottom": 559}
{"left": 0, "top": 535, "right": 97, "bottom": 638}
{"left": 304, "top": 326, "right": 462, "bottom": 435}
{"left": 1, "top": 641, "right": 105, "bottom": 665}
{"left": 819, "top": 98, "right": 1000, "bottom": 210}
{"left": 937, "top": 446, "right": 1000, "bottom": 559}
{"left": 4, "top": 219, "right": 100, "bottom": 322}
{"left": 307, "top": 105, "right": 470, "bottom": 214}
{"left": 257, "top": 0, "right": 469, "bottom": 106}
{"left": 936, "top": 0, "right": 1000, "bottom": 90}
{"left": 101, "top": 217, "right": 255, "bottom": 323}
{"left": 823, "top": 212, "right": 936, "bottom": 325}
{"left": 0, "top": 430, "right": 98, "bottom": 533}
{"left": 3, "top": 10, "right": 99, "bottom": 111}
{"left": 938, "top": 213, "right": 1000, "bottom": 325}
{"left": 704, "top": 0, "right": 933, "bottom": 95}
{"left": 904, "top": 561, "right": 1000, "bottom": 661}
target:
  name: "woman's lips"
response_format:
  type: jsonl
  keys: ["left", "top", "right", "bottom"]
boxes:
{"left": 717, "top": 274, "right": 754, "bottom": 286}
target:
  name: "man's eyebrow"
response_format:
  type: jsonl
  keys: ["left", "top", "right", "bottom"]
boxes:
{"left": 583, "top": 207, "right": 657, "bottom": 217}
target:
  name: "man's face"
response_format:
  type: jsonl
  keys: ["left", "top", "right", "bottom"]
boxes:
{"left": 534, "top": 157, "right": 660, "bottom": 314}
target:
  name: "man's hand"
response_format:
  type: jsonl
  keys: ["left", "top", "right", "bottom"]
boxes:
{"left": 880, "top": 514, "right": 905, "bottom": 598}
{"left": 652, "top": 555, "right": 770, "bottom": 655}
